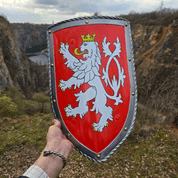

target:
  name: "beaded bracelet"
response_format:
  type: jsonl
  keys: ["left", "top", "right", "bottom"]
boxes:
{"left": 43, "top": 150, "right": 67, "bottom": 168}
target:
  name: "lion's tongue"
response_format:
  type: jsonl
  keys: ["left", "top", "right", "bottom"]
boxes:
{"left": 84, "top": 50, "right": 88, "bottom": 54}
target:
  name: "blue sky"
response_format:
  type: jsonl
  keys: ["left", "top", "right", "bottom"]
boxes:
{"left": 0, "top": 0, "right": 177, "bottom": 24}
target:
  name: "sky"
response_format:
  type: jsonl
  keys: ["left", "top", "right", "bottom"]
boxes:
{"left": 0, "top": 0, "right": 177, "bottom": 24}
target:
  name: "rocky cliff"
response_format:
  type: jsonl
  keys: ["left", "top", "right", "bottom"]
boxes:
{"left": 11, "top": 23, "right": 49, "bottom": 53}
{"left": 0, "top": 14, "right": 177, "bottom": 124}
{"left": 132, "top": 22, "right": 178, "bottom": 116}
{"left": 0, "top": 16, "right": 49, "bottom": 98}
{"left": 119, "top": 10, "right": 178, "bottom": 125}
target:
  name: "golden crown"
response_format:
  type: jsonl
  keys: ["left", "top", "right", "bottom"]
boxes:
{"left": 81, "top": 34, "right": 96, "bottom": 42}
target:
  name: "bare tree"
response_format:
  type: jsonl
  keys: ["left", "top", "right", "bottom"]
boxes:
{"left": 158, "top": 0, "right": 164, "bottom": 17}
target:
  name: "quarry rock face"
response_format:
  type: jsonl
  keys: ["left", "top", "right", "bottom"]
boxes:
{"left": 132, "top": 22, "right": 178, "bottom": 109}
{"left": 0, "top": 16, "right": 177, "bottom": 120}
{"left": 0, "top": 16, "right": 49, "bottom": 98}
{"left": 11, "top": 23, "right": 49, "bottom": 53}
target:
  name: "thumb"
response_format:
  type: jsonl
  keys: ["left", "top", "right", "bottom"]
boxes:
{"left": 52, "top": 119, "right": 61, "bottom": 128}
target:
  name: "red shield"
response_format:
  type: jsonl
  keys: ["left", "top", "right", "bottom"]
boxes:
{"left": 47, "top": 16, "right": 137, "bottom": 162}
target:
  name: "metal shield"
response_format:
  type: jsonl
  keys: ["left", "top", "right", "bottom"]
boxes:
{"left": 47, "top": 16, "right": 137, "bottom": 162}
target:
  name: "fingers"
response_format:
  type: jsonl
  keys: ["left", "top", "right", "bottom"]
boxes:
{"left": 52, "top": 119, "right": 61, "bottom": 128}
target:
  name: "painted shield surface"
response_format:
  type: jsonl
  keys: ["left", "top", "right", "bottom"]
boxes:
{"left": 47, "top": 16, "right": 137, "bottom": 162}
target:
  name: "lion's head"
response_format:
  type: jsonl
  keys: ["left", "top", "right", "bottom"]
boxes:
{"left": 80, "top": 41, "right": 97, "bottom": 58}
{"left": 80, "top": 41, "right": 101, "bottom": 68}
{"left": 73, "top": 38, "right": 102, "bottom": 83}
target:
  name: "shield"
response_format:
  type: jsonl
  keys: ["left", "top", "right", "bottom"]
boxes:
{"left": 47, "top": 16, "right": 137, "bottom": 162}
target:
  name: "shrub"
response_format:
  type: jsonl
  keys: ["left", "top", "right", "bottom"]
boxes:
{"left": 32, "top": 92, "right": 50, "bottom": 113}
{"left": 2, "top": 86, "right": 27, "bottom": 116}
{"left": 0, "top": 93, "right": 18, "bottom": 118}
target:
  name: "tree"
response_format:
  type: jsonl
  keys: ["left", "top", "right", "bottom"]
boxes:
{"left": 0, "top": 92, "right": 18, "bottom": 118}
{"left": 158, "top": 0, "right": 164, "bottom": 17}
{"left": 93, "top": 12, "right": 100, "bottom": 16}
{"left": 32, "top": 92, "right": 50, "bottom": 113}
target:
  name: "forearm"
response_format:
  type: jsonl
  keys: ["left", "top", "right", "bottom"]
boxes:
{"left": 34, "top": 142, "right": 71, "bottom": 178}
{"left": 22, "top": 119, "right": 73, "bottom": 178}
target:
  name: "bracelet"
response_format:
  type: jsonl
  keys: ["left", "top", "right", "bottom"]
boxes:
{"left": 43, "top": 150, "right": 67, "bottom": 168}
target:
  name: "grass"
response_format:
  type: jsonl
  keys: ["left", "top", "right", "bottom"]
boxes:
{"left": 70, "top": 130, "right": 178, "bottom": 177}
{"left": 0, "top": 99, "right": 178, "bottom": 177}
{"left": 0, "top": 113, "right": 54, "bottom": 154}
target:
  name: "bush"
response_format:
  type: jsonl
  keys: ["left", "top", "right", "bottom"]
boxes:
{"left": 32, "top": 92, "right": 50, "bottom": 113}
{"left": 2, "top": 86, "right": 28, "bottom": 116}
{"left": 0, "top": 92, "right": 18, "bottom": 118}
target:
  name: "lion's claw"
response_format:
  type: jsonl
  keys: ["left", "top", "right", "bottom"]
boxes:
{"left": 92, "top": 120, "right": 109, "bottom": 132}
{"left": 65, "top": 104, "right": 76, "bottom": 117}
{"left": 59, "top": 79, "right": 71, "bottom": 91}
{"left": 59, "top": 42, "right": 69, "bottom": 59}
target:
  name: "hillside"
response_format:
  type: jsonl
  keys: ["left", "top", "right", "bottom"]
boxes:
{"left": 120, "top": 8, "right": 178, "bottom": 26}
{"left": 132, "top": 23, "right": 178, "bottom": 116}
{"left": 0, "top": 12, "right": 178, "bottom": 178}
{"left": 0, "top": 16, "right": 49, "bottom": 98}
{"left": 1, "top": 12, "right": 178, "bottom": 125}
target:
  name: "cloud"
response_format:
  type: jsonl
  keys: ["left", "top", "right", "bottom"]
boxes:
{"left": 0, "top": 0, "right": 178, "bottom": 24}
{"left": 74, "top": 3, "right": 99, "bottom": 13}
{"left": 33, "top": 0, "right": 60, "bottom": 6}
{"left": 106, "top": 4, "right": 130, "bottom": 11}
{"left": 0, "top": 6, "right": 43, "bottom": 23}
{"left": 28, "top": 0, "right": 100, "bottom": 15}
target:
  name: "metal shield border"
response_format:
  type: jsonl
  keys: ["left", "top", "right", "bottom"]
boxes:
{"left": 47, "top": 16, "right": 137, "bottom": 162}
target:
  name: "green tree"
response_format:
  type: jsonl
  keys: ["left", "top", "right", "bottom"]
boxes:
{"left": 32, "top": 92, "right": 50, "bottom": 113}
{"left": 3, "top": 86, "right": 27, "bottom": 115}
{"left": 93, "top": 12, "right": 100, "bottom": 16}
{"left": 0, "top": 93, "right": 18, "bottom": 118}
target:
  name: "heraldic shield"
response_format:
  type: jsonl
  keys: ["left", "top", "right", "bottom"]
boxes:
{"left": 47, "top": 16, "right": 137, "bottom": 162}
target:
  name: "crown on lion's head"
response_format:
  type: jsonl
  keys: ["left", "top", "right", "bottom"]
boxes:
{"left": 81, "top": 34, "right": 96, "bottom": 42}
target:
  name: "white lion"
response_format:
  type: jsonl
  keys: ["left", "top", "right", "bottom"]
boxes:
{"left": 59, "top": 34, "right": 124, "bottom": 132}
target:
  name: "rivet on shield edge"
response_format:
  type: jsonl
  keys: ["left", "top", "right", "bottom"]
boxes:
{"left": 128, "top": 58, "right": 131, "bottom": 61}
{"left": 49, "top": 30, "right": 52, "bottom": 34}
{"left": 67, "top": 133, "right": 70, "bottom": 137}
{"left": 85, "top": 20, "right": 89, "bottom": 24}
{"left": 132, "top": 92, "right": 135, "bottom": 96}
{"left": 97, "top": 154, "right": 100, "bottom": 158}
{"left": 51, "top": 64, "right": 54, "bottom": 67}
{"left": 124, "top": 127, "right": 128, "bottom": 131}
{"left": 53, "top": 99, "right": 56, "bottom": 103}
{"left": 125, "top": 23, "right": 128, "bottom": 26}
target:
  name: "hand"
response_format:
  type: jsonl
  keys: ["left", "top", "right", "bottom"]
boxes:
{"left": 46, "top": 119, "right": 74, "bottom": 159}
{"left": 34, "top": 119, "right": 73, "bottom": 178}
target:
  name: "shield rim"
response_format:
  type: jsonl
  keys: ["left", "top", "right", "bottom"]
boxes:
{"left": 47, "top": 16, "right": 137, "bottom": 162}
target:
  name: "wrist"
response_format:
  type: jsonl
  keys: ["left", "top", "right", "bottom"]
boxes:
{"left": 45, "top": 141, "right": 72, "bottom": 159}
{"left": 43, "top": 150, "right": 66, "bottom": 168}
{"left": 34, "top": 147, "right": 64, "bottom": 178}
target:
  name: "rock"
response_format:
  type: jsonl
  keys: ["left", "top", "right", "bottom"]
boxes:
{"left": 0, "top": 16, "right": 49, "bottom": 98}
{"left": 0, "top": 15, "right": 177, "bottom": 125}
{"left": 155, "top": 115, "right": 166, "bottom": 124}
{"left": 11, "top": 23, "right": 49, "bottom": 53}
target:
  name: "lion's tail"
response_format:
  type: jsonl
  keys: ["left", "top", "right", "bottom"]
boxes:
{"left": 105, "top": 93, "right": 123, "bottom": 106}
